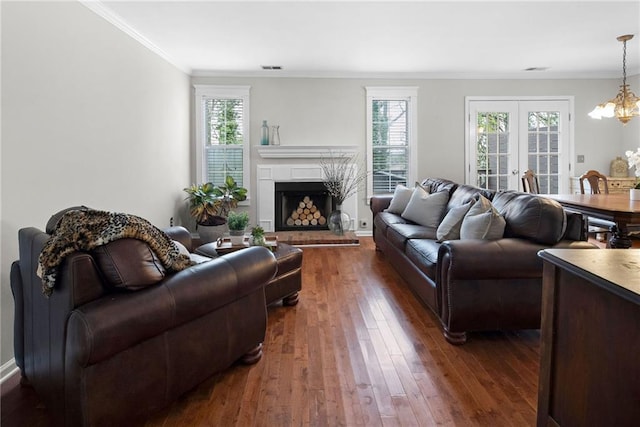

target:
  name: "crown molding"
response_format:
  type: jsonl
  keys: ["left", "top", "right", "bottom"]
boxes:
{"left": 192, "top": 69, "right": 637, "bottom": 80}
{"left": 79, "top": 0, "right": 191, "bottom": 75}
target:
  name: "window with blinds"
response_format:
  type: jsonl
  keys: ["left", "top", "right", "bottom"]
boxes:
{"left": 194, "top": 85, "right": 250, "bottom": 193}
{"left": 203, "top": 98, "right": 244, "bottom": 187}
{"left": 366, "top": 87, "right": 418, "bottom": 198}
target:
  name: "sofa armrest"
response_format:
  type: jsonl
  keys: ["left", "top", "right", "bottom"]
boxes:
{"left": 163, "top": 226, "right": 194, "bottom": 252}
{"left": 370, "top": 195, "right": 393, "bottom": 216}
{"left": 561, "top": 211, "right": 589, "bottom": 241}
{"left": 437, "top": 238, "right": 547, "bottom": 281}
{"left": 67, "top": 246, "right": 277, "bottom": 366}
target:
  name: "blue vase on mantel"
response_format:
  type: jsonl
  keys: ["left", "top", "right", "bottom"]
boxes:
{"left": 260, "top": 120, "right": 269, "bottom": 145}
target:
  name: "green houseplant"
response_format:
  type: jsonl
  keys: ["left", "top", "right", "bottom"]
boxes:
{"left": 227, "top": 211, "right": 250, "bottom": 245}
{"left": 249, "top": 225, "right": 266, "bottom": 247}
{"left": 183, "top": 176, "right": 248, "bottom": 242}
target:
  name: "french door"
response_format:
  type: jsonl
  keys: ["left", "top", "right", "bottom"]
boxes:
{"left": 466, "top": 98, "right": 572, "bottom": 194}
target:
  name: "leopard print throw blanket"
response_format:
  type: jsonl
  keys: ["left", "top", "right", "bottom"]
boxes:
{"left": 38, "top": 209, "right": 194, "bottom": 297}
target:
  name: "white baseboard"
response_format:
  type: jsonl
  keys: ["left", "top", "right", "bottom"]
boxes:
{"left": 1, "top": 358, "right": 19, "bottom": 384}
{"left": 355, "top": 230, "right": 373, "bottom": 237}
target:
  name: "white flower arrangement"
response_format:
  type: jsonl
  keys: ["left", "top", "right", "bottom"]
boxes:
{"left": 625, "top": 148, "right": 640, "bottom": 189}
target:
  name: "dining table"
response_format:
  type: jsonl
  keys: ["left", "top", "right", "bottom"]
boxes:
{"left": 541, "top": 193, "right": 640, "bottom": 248}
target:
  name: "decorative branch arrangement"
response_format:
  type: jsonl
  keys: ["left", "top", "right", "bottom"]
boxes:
{"left": 319, "top": 152, "right": 368, "bottom": 206}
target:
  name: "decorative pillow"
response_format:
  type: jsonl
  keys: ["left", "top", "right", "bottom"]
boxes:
{"left": 401, "top": 187, "right": 449, "bottom": 228}
{"left": 386, "top": 184, "right": 416, "bottom": 214}
{"left": 460, "top": 195, "right": 506, "bottom": 240}
{"left": 436, "top": 200, "right": 475, "bottom": 242}
{"left": 92, "top": 238, "right": 166, "bottom": 290}
{"left": 173, "top": 240, "right": 191, "bottom": 257}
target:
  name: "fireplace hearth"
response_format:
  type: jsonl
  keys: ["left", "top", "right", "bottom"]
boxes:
{"left": 275, "top": 182, "right": 335, "bottom": 231}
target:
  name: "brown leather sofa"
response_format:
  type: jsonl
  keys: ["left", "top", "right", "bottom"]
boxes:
{"left": 371, "top": 178, "right": 597, "bottom": 345}
{"left": 10, "top": 217, "right": 277, "bottom": 426}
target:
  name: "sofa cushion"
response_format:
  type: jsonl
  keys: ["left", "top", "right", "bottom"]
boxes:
{"left": 447, "top": 185, "right": 495, "bottom": 212}
{"left": 405, "top": 239, "right": 441, "bottom": 279}
{"left": 460, "top": 195, "right": 506, "bottom": 240}
{"left": 386, "top": 184, "right": 415, "bottom": 214}
{"left": 92, "top": 238, "right": 166, "bottom": 290}
{"left": 374, "top": 211, "right": 411, "bottom": 239}
{"left": 492, "top": 192, "right": 567, "bottom": 245}
{"left": 401, "top": 187, "right": 449, "bottom": 228}
{"left": 420, "top": 178, "right": 457, "bottom": 195}
{"left": 387, "top": 223, "right": 438, "bottom": 251}
{"left": 437, "top": 199, "right": 475, "bottom": 242}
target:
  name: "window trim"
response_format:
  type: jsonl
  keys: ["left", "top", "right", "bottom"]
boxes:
{"left": 365, "top": 86, "right": 418, "bottom": 200}
{"left": 193, "top": 85, "right": 251, "bottom": 199}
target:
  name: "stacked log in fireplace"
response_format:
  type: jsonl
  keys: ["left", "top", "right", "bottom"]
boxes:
{"left": 286, "top": 196, "right": 327, "bottom": 227}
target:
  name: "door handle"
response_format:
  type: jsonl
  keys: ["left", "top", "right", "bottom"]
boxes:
{"left": 512, "top": 169, "right": 519, "bottom": 175}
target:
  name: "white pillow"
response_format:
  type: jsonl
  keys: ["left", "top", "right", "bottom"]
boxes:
{"left": 436, "top": 200, "right": 475, "bottom": 242}
{"left": 460, "top": 195, "right": 506, "bottom": 240}
{"left": 401, "top": 187, "right": 449, "bottom": 228}
{"left": 386, "top": 184, "right": 415, "bottom": 214}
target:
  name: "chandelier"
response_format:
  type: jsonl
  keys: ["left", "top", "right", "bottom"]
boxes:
{"left": 589, "top": 34, "right": 640, "bottom": 124}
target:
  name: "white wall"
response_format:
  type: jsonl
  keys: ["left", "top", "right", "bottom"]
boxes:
{"left": 623, "top": 74, "right": 640, "bottom": 157}
{"left": 193, "top": 75, "right": 631, "bottom": 230}
{"left": 1, "top": 2, "right": 191, "bottom": 366}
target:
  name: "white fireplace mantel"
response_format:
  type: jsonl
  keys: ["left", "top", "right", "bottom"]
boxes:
{"left": 257, "top": 145, "right": 359, "bottom": 159}
{"left": 256, "top": 162, "right": 358, "bottom": 232}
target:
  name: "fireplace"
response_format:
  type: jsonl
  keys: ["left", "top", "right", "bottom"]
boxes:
{"left": 275, "top": 182, "right": 335, "bottom": 231}
{"left": 256, "top": 147, "right": 358, "bottom": 233}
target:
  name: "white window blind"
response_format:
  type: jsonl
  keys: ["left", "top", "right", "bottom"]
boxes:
{"left": 194, "top": 85, "right": 250, "bottom": 192}
{"left": 203, "top": 98, "right": 244, "bottom": 187}
{"left": 366, "top": 87, "right": 418, "bottom": 199}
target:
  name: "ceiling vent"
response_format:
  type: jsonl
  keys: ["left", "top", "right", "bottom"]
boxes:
{"left": 524, "top": 67, "right": 549, "bottom": 71}
{"left": 261, "top": 65, "right": 282, "bottom": 70}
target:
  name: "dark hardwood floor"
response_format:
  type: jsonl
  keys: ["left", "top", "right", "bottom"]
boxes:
{"left": 1, "top": 237, "right": 541, "bottom": 426}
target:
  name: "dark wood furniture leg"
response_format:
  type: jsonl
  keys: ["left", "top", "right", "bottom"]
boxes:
{"left": 608, "top": 224, "right": 633, "bottom": 249}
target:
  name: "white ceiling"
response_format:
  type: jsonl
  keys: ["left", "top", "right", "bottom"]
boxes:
{"left": 90, "top": 0, "right": 640, "bottom": 79}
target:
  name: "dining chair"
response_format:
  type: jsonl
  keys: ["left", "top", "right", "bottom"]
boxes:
{"left": 521, "top": 169, "right": 540, "bottom": 194}
{"left": 579, "top": 169, "right": 609, "bottom": 194}
{"left": 579, "top": 169, "right": 613, "bottom": 243}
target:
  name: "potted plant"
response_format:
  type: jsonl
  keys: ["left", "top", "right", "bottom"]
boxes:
{"left": 183, "top": 176, "right": 248, "bottom": 243}
{"left": 210, "top": 175, "right": 248, "bottom": 218}
{"left": 227, "top": 211, "right": 249, "bottom": 245}
{"left": 249, "top": 225, "right": 266, "bottom": 247}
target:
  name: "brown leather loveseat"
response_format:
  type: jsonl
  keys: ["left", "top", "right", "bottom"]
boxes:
{"left": 10, "top": 211, "right": 277, "bottom": 426}
{"left": 371, "top": 178, "right": 597, "bottom": 344}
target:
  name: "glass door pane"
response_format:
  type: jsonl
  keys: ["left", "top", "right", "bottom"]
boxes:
{"left": 468, "top": 101, "right": 519, "bottom": 191}
{"left": 519, "top": 101, "right": 570, "bottom": 194}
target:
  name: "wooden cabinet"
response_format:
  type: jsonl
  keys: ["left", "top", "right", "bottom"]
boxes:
{"left": 537, "top": 249, "right": 640, "bottom": 427}
{"left": 570, "top": 176, "right": 636, "bottom": 194}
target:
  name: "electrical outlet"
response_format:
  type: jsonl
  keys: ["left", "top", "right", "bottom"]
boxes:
{"left": 577, "top": 155, "right": 585, "bottom": 163}
{"left": 359, "top": 219, "right": 368, "bottom": 228}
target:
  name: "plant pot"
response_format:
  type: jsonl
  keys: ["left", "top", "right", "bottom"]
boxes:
{"left": 631, "top": 189, "right": 640, "bottom": 201}
{"left": 229, "top": 229, "right": 246, "bottom": 245}
{"left": 249, "top": 235, "right": 266, "bottom": 247}
{"left": 198, "top": 223, "right": 227, "bottom": 244}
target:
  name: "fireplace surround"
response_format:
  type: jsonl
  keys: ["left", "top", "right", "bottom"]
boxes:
{"left": 256, "top": 146, "right": 359, "bottom": 233}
